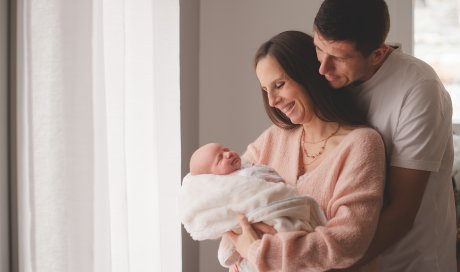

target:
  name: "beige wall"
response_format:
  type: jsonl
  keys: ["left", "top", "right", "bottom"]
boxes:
{"left": 198, "top": 2, "right": 323, "bottom": 271}
{"left": 181, "top": 1, "right": 413, "bottom": 271}
{"left": 180, "top": 0, "right": 200, "bottom": 271}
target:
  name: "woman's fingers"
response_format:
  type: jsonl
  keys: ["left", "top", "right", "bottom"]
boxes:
{"left": 226, "top": 214, "right": 261, "bottom": 258}
{"left": 237, "top": 215, "right": 276, "bottom": 237}
{"left": 239, "top": 215, "right": 260, "bottom": 238}
{"left": 229, "top": 264, "right": 239, "bottom": 272}
{"left": 252, "top": 222, "right": 277, "bottom": 235}
{"left": 238, "top": 215, "right": 251, "bottom": 230}
{"left": 224, "top": 231, "right": 238, "bottom": 244}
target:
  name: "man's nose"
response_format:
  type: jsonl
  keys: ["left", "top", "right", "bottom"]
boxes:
{"left": 318, "top": 55, "right": 332, "bottom": 75}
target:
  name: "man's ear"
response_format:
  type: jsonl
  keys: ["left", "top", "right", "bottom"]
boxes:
{"left": 370, "top": 45, "right": 390, "bottom": 65}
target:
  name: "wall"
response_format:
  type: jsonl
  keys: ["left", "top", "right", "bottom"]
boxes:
{"left": 199, "top": 0, "right": 321, "bottom": 157}
{"left": 180, "top": 0, "right": 200, "bottom": 272}
{"left": 179, "top": 1, "right": 413, "bottom": 271}
{"left": 198, "top": 2, "right": 322, "bottom": 270}
{"left": 0, "top": 0, "right": 9, "bottom": 270}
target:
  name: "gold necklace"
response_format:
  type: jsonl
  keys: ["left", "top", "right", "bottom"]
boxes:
{"left": 301, "top": 124, "right": 340, "bottom": 164}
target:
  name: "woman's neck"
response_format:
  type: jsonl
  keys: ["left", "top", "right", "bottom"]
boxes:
{"left": 302, "top": 121, "right": 340, "bottom": 143}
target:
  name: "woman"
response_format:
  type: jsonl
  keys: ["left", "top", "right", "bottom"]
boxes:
{"left": 226, "top": 31, "right": 386, "bottom": 271}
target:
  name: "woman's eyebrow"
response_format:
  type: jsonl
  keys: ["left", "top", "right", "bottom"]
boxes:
{"left": 270, "top": 74, "right": 286, "bottom": 85}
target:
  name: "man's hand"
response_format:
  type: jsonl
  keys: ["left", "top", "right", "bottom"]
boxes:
{"left": 341, "top": 166, "right": 430, "bottom": 270}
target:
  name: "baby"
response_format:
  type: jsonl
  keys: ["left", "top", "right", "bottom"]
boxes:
{"left": 179, "top": 143, "right": 327, "bottom": 271}
{"left": 189, "top": 142, "right": 284, "bottom": 183}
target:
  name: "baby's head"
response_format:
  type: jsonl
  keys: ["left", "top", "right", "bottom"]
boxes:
{"left": 189, "top": 143, "right": 241, "bottom": 175}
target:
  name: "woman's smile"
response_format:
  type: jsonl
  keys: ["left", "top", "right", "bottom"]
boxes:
{"left": 280, "top": 101, "right": 295, "bottom": 116}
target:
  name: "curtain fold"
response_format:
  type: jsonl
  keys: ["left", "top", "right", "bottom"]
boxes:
{"left": 0, "top": 0, "right": 9, "bottom": 270}
{"left": 14, "top": 0, "right": 181, "bottom": 271}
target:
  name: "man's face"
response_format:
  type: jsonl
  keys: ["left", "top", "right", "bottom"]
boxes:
{"left": 313, "top": 31, "right": 375, "bottom": 89}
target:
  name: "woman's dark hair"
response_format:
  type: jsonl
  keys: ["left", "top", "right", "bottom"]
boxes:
{"left": 314, "top": 0, "right": 390, "bottom": 56}
{"left": 254, "top": 30, "right": 367, "bottom": 129}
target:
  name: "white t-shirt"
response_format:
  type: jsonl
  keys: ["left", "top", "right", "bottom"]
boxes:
{"left": 349, "top": 48, "right": 456, "bottom": 272}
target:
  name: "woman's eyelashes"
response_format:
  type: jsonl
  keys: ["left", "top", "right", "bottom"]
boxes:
{"left": 260, "top": 79, "right": 284, "bottom": 94}
{"left": 275, "top": 81, "right": 285, "bottom": 89}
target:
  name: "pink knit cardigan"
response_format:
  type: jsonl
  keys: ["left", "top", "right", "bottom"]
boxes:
{"left": 241, "top": 125, "right": 386, "bottom": 271}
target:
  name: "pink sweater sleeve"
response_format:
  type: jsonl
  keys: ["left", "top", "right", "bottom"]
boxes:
{"left": 244, "top": 127, "right": 386, "bottom": 271}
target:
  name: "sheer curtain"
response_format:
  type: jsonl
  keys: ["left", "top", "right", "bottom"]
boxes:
{"left": 0, "top": 0, "right": 8, "bottom": 270}
{"left": 14, "top": 0, "right": 181, "bottom": 271}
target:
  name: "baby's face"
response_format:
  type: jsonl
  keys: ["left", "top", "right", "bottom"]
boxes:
{"left": 196, "top": 143, "right": 241, "bottom": 175}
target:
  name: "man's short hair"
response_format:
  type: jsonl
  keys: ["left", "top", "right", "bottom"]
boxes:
{"left": 314, "top": 0, "right": 390, "bottom": 56}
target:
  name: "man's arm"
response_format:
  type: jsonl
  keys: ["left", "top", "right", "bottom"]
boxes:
{"left": 334, "top": 166, "right": 430, "bottom": 270}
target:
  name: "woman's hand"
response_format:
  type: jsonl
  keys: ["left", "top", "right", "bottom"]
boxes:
{"left": 228, "top": 258, "right": 242, "bottom": 272}
{"left": 226, "top": 215, "right": 258, "bottom": 258}
{"left": 229, "top": 264, "right": 239, "bottom": 272}
{"left": 226, "top": 215, "right": 277, "bottom": 258}
{"left": 252, "top": 221, "right": 277, "bottom": 237}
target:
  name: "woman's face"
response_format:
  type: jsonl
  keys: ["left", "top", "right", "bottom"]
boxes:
{"left": 256, "top": 55, "right": 314, "bottom": 125}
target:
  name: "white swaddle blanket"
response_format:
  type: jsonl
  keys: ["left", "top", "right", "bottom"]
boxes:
{"left": 178, "top": 171, "right": 327, "bottom": 270}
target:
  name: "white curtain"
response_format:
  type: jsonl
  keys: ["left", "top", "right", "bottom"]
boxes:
{"left": 15, "top": 0, "right": 181, "bottom": 271}
{"left": 0, "top": 0, "right": 8, "bottom": 270}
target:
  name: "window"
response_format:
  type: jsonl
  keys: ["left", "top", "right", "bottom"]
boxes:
{"left": 414, "top": 0, "right": 460, "bottom": 122}
{"left": 12, "top": 1, "right": 181, "bottom": 271}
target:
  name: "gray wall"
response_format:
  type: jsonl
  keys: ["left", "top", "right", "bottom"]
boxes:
{"left": 180, "top": 0, "right": 200, "bottom": 271}
{"left": 0, "top": 0, "right": 9, "bottom": 271}
{"left": 181, "top": 1, "right": 413, "bottom": 271}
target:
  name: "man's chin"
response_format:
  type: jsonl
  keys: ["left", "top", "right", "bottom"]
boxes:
{"left": 324, "top": 76, "right": 343, "bottom": 88}
{"left": 328, "top": 81, "right": 345, "bottom": 89}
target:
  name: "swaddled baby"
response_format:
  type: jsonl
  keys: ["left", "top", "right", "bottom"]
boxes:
{"left": 178, "top": 143, "right": 326, "bottom": 271}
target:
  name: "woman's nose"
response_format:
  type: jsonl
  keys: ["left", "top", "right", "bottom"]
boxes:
{"left": 267, "top": 91, "right": 279, "bottom": 107}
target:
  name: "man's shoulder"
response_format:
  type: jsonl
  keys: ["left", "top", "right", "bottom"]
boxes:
{"left": 386, "top": 49, "right": 440, "bottom": 81}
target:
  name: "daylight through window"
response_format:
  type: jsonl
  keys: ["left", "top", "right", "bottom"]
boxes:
{"left": 414, "top": 0, "right": 460, "bottom": 122}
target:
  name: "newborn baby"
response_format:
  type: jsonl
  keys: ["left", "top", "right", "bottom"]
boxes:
{"left": 189, "top": 142, "right": 285, "bottom": 182}
{"left": 179, "top": 143, "right": 326, "bottom": 271}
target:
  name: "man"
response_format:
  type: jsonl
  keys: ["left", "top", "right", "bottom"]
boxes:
{"left": 313, "top": 0, "right": 456, "bottom": 271}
